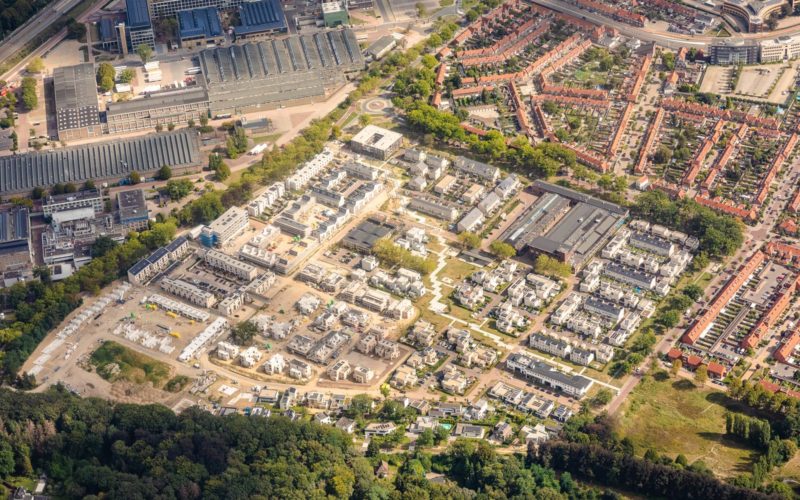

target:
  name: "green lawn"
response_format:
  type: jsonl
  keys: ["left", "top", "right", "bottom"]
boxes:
{"left": 252, "top": 133, "right": 283, "bottom": 144}
{"left": 618, "top": 374, "right": 760, "bottom": 478}
{"left": 415, "top": 294, "right": 454, "bottom": 333}
{"left": 438, "top": 257, "right": 478, "bottom": 282}
{"left": 573, "top": 66, "right": 607, "bottom": 87}
{"left": 445, "top": 299, "right": 477, "bottom": 322}
{"left": 90, "top": 341, "right": 172, "bottom": 388}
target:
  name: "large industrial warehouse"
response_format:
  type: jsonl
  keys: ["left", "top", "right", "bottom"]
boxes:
{"left": 98, "top": 29, "right": 364, "bottom": 134}
{"left": 201, "top": 29, "right": 364, "bottom": 115}
{"left": 501, "top": 182, "right": 629, "bottom": 269}
{"left": 0, "top": 130, "right": 202, "bottom": 196}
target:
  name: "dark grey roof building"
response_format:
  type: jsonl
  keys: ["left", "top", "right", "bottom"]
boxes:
{"left": 234, "top": 0, "right": 287, "bottom": 39}
{"left": 342, "top": 218, "right": 396, "bottom": 252}
{"left": 200, "top": 29, "right": 364, "bottom": 115}
{"left": 501, "top": 181, "right": 628, "bottom": 269}
{"left": 53, "top": 63, "right": 101, "bottom": 141}
{"left": 0, "top": 207, "right": 32, "bottom": 285}
{"left": 0, "top": 130, "right": 202, "bottom": 196}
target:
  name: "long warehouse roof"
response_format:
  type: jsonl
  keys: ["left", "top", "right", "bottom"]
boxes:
{"left": 200, "top": 29, "right": 363, "bottom": 86}
{"left": 0, "top": 130, "right": 202, "bottom": 196}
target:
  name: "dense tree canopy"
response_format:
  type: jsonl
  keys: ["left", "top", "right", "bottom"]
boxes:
{"left": 632, "top": 190, "right": 744, "bottom": 257}
{"left": 0, "top": 388, "right": 621, "bottom": 499}
{"left": 0, "top": 0, "right": 52, "bottom": 35}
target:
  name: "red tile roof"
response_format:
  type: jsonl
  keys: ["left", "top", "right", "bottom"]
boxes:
{"left": 706, "top": 362, "right": 726, "bottom": 377}
{"left": 685, "top": 354, "right": 703, "bottom": 368}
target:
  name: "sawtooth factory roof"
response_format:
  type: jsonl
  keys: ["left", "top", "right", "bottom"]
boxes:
{"left": 0, "top": 130, "right": 202, "bottom": 196}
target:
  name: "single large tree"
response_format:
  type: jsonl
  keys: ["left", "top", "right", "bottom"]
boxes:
{"left": 136, "top": 44, "right": 153, "bottom": 64}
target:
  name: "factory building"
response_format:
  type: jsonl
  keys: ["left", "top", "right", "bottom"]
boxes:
{"left": 0, "top": 207, "right": 32, "bottom": 286}
{"left": 177, "top": 7, "right": 224, "bottom": 47}
{"left": 322, "top": 1, "right": 349, "bottom": 27}
{"left": 346, "top": 0, "right": 374, "bottom": 9}
{"left": 201, "top": 29, "right": 363, "bottom": 116}
{"left": 53, "top": 63, "right": 101, "bottom": 141}
{"left": 99, "top": 29, "right": 364, "bottom": 132}
{"left": 106, "top": 86, "right": 209, "bottom": 134}
{"left": 125, "top": 0, "right": 155, "bottom": 50}
{"left": 365, "top": 35, "right": 396, "bottom": 61}
{"left": 148, "top": 0, "right": 245, "bottom": 18}
{"left": 0, "top": 130, "right": 202, "bottom": 197}
{"left": 43, "top": 189, "right": 104, "bottom": 216}
{"left": 117, "top": 189, "right": 150, "bottom": 229}
{"left": 501, "top": 182, "right": 627, "bottom": 269}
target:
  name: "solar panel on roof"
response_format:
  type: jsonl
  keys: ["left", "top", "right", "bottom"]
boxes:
{"left": 0, "top": 131, "right": 201, "bottom": 196}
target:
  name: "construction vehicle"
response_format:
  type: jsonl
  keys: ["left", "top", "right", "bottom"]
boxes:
{"left": 166, "top": 311, "right": 178, "bottom": 319}
{"left": 170, "top": 332, "right": 180, "bottom": 338}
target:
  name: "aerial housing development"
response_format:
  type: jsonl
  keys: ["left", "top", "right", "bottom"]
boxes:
{"left": 6, "top": 0, "right": 800, "bottom": 497}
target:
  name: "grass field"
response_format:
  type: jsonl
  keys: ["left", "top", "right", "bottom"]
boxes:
{"left": 776, "top": 451, "right": 800, "bottom": 481}
{"left": 252, "top": 133, "right": 283, "bottom": 144}
{"left": 445, "top": 299, "right": 476, "bottom": 322}
{"left": 438, "top": 257, "right": 478, "bottom": 282}
{"left": 90, "top": 341, "right": 172, "bottom": 388}
{"left": 618, "top": 373, "right": 760, "bottom": 478}
{"left": 415, "top": 294, "right": 454, "bottom": 333}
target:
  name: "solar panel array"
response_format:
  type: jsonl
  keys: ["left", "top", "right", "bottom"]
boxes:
{"left": 0, "top": 207, "right": 29, "bottom": 242}
{"left": 0, "top": 130, "right": 201, "bottom": 196}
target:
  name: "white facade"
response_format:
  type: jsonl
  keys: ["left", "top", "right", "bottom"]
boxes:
{"left": 205, "top": 249, "right": 259, "bottom": 281}
{"left": 203, "top": 206, "right": 250, "bottom": 246}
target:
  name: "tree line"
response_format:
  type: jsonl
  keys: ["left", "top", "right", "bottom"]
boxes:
{"left": 532, "top": 440, "right": 778, "bottom": 500}
{"left": 0, "top": 387, "right": 623, "bottom": 499}
{"left": 372, "top": 237, "right": 437, "bottom": 275}
{"left": 0, "top": 0, "right": 51, "bottom": 35}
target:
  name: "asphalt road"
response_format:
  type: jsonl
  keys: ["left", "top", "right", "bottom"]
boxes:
{"left": 0, "top": 0, "right": 85, "bottom": 77}
{"left": 531, "top": 0, "right": 800, "bottom": 50}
